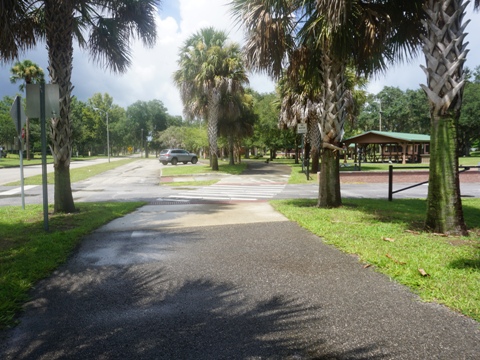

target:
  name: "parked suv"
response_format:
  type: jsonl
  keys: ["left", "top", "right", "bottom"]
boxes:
{"left": 159, "top": 149, "right": 198, "bottom": 165}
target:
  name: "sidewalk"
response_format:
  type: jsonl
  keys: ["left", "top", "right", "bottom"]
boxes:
{"left": 1, "top": 201, "right": 479, "bottom": 359}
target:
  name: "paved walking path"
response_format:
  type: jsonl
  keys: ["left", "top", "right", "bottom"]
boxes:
{"left": 1, "top": 160, "right": 480, "bottom": 359}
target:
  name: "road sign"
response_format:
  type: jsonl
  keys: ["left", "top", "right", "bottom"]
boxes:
{"left": 297, "top": 123, "right": 307, "bottom": 134}
{"left": 26, "top": 83, "right": 60, "bottom": 118}
{"left": 10, "top": 96, "right": 26, "bottom": 135}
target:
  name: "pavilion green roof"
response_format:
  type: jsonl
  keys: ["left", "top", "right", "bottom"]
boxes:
{"left": 344, "top": 131, "right": 430, "bottom": 144}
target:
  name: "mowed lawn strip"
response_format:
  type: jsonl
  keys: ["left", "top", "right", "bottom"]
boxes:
{"left": 271, "top": 198, "right": 480, "bottom": 322}
{"left": 5, "top": 158, "right": 136, "bottom": 186}
{"left": 0, "top": 202, "right": 144, "bottom": 330}
{"left": 160, "top": 162, "right": 247, "bottom": 183}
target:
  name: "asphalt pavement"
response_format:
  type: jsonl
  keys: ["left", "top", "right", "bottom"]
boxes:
{"left": 1, "top": 160, "right": 480, "bottom": 359}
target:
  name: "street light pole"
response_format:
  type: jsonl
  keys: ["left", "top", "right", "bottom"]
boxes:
{"left": 93, "top": 107, "right": 110, "bottom": 162}
{"left": 106, "top": 111, "right": 110, "bottom": 163}
{"left": 378, "top": 99, "right": 382, "bottom": 132}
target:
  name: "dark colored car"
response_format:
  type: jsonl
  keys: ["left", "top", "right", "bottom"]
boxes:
{"left": 159, "top": 149, "right": 198, "bottom": 165}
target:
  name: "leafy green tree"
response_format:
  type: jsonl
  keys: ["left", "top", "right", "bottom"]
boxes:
{"left": 86, "top": 93, "right": 114, "bottom": 157}
{"left": 69, "top": 97, "right": 88, "bottom": 156}
{"left": 404, "top": 89, "right": 430, "bottom": 135}
{"left": 251, "top": 91, "right": 284, "bottom": 158}
{"left": 458, "top": 76, "right": 480, "bottom": 156}
{"left": 125, "top": 100, "right": 171, "bottom": 157}
{"left": 0, "top": 0, "right": 160, "bottom": 213}
{"left": 354, "top": 88, "right": 429, "bottom": 136}
{"left": 0, "top": 96, "right": 17, "bottom": 153}
{"left": 173, "top": 27, "right": 248, "bottom": 170}
{"left": 157, "top": 125, "right": 208, "bottom": 155}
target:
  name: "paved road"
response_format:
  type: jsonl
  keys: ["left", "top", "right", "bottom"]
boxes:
{"left": 1, "top": 159, "right": 480, "bottom": 359}
{"left": 1, "top": 159, "right": 479, "bottom": 206}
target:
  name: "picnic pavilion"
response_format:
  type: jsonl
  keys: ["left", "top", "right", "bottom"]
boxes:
{"left": 343, "top": 131, "right": 431, "bottom": 164}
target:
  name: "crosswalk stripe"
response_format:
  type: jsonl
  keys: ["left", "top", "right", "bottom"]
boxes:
{"left": 169, "top": 183, "right": 286, "bottom": 201}
{"left": 0, "top": 185, "right": 38, "bottom": 196}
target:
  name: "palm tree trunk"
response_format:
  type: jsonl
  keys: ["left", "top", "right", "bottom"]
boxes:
{"left": 319, "top": 147, "right": 341, "bottom": 207}
{"left": 318, "top": 56, "right": 346, "bottom": 208}
{"left": 228, "top": 134, "right": 235, "bottom": 165}
{"left": 208, "top": 89, "right": 220, "bottom": 171}
{"left": 45, "top": 0, "right": 75, "bottom": 213}
{"left": 308, "top": 105, "right": 321, "bottom": 174}
{"left": 421, "top": 0, "right": 468, "bottom": 235}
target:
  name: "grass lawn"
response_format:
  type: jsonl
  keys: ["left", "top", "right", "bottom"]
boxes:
{"left": 0, "top": 154, "right": 111, "bottom": 168}
{"left": 5, "top": 158, "right": 136, "bottom": 186}
{"left": 160, "top": 161, "right": 247, "bottom": 182}
{"left": 0, "top": 202, "right": 145, "bottom": 330}
{"left": 271, "top": 198, "right": 480, "bottom": 322}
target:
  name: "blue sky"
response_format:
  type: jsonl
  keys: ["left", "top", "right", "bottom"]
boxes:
{"left": 1, "top": 1, "right": 480, "bottom": 117}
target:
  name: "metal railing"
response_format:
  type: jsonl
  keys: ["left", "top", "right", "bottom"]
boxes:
{"left": 388, "top": 165, "right": 479, "bottom": 201}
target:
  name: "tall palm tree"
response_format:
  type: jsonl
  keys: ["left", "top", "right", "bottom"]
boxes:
{"left": 173, "top": 27, "right": 248, "bottom": 170}
{"left": 319, "top": 0, "right": 479, "bottom": 234}
{"left": 420, "top": 0, "right": 479, "bottom": 235}
{"left": 10, "top": 59, "right": 45, "bottom": 160}
{"left": 277, "top": 68, "right": 323, "bottom": 174}
{"left": 231, "top": 0, "right": 424, "bottom": 207}
{"left": 218, "top": 92, "right": 256, "bottom": 165}
{"left": 0, "top": 1, "right": 38, "bottom": 60}
{"left": 1, "top": 0, "right": 159, "bottom": 213}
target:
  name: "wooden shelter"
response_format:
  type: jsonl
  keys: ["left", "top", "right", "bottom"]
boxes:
{"left": 343, "top": 131, "right": 431, "bottom": 164}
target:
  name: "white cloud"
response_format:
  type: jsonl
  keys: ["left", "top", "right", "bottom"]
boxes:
{"left": 1, "top": 1, "right": 480, "bottom": 115}
{"left": 65, "top": 0, "right": 275, "bottom": 116}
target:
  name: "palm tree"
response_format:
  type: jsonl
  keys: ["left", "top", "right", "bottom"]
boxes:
{"left": 10, "top": 59, "right": 45, "bottom": 160}
{"left": 231, "top": 0, "right": 424, "bottom": 207}
{"left": 277, "top": 70, "right": 322, "bottom": 174}
{"left": 421, "top": 0, "right": 479, "bottom": 235}
{"left": 0, "top": 0, "right": 159, "bottom": 213}
{"left": 0, "top": 1, "right": 38, "bottom": 60}
{"left": 218, "top": 92, "right": 256, "bottom": 165}
{"left": 173, "top": 27, "right": 248, "bottom": 170}
{"left": 320, "top": 0, "right": 479, "bottom": 234}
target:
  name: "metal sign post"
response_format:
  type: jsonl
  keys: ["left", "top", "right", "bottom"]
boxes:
{"left": 26, "top": 83, "right": 59, "bottom": 231}
{"left": 40, "top": 83, "right": 49, "bottom": 231}
{"left": 9, "top": 96, "right": 26, "bottom": 209}
{"left": 297, "top": 123, "right": 309, "bottom": 179}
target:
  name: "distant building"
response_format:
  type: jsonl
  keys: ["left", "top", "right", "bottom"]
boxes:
{"left": 343, "top": 131, "right": 430, "bottom": 164}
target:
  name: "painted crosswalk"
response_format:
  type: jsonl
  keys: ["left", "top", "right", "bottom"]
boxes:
{"left": 0, "top": 185, "right": 38, "bottom": 196}
{"left": 169, "top": 180, "right": 286, "bottom": 201}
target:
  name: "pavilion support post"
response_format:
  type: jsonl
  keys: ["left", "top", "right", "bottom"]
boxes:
{"left": 402, "top": 143, "right": 407, "bottom": 164}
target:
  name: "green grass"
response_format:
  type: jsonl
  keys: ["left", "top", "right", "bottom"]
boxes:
{"left": 0, "top": 202, "right": 145, "bottom": 330}
{"left": 163, "top": 180, "right": 219, "bottom": 187}
{"left": 5, "top": 158, "right": 136, "bottom": 186}
{"left": 271, "top": 198, "right": 480, "bottom": 321}
{"left": 0, "top": 154, "right": 53, "bottom": 168}
{"left": 161, "top": 162, "right": 247, "bottom": 177}
{"left": 0, "top": 154, "right": 113, "bottom": 168}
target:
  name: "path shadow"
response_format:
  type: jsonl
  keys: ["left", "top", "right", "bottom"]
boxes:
{"left": 241, "top": 160, "right": 291, "bottom": 176}
{"left": 1, "top": 265, "right": 387, "bottom": 359}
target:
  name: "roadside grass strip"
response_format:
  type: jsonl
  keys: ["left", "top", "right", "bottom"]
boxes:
{"left": 0, "top": 202, "right": 144, "bottom": 330}
{"left": 5, "top": 158, "right": 136, "bottom": 186}
{"left": 271, "top": 198, "right": 480, "bottom": 322}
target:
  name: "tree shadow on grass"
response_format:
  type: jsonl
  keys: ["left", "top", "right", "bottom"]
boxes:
{"left": 448, "top": 257, "right": 480, "bottom": 270}
{"left": 1, "top": 265, "right": 388, "bottom": 360}
{"left": 283, "top": 198, "right": 480, "bottom": 234}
